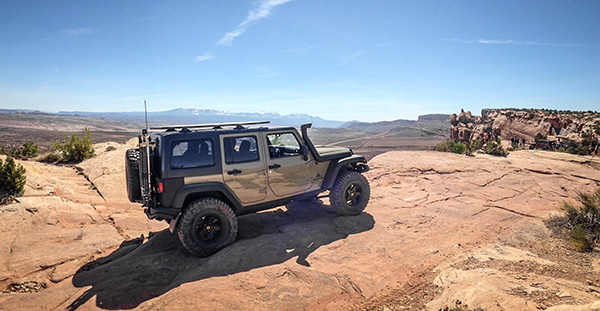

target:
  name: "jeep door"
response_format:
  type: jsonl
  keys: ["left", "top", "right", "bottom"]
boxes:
{"left": 265, "top": 131, "right": 313, "bottom": 197}
{"left": 221, "top": 134, "right": 268, "bottom": 204}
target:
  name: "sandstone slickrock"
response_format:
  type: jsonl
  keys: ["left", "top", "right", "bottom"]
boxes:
{"left": 1, "top": 147, "right": 600, "bottom": 310}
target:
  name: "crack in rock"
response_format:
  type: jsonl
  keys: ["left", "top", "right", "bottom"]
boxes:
{"left": 470, "top": 171, "right": 514, "bottom": 188}
{"left": 569, "top": 174, "right": 600, "bottom": 183}
{"left": 471, "top": 207, "right": 490, "bottom": 217}
{"left": 74, "top": 166, "right": 106, "bottom": 203}
{"left": 483, "top": 204, "right": 535, "bottom": 218}
{"left": 424, "top": 194, "right": 463, "bottom": 206}
{"left": 9, "top": 233, "right": 18, "bottom": 255}
{"left": 334, "top": 274, "right": 364, "bottom": 298}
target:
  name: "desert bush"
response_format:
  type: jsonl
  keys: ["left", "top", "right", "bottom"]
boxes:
{"left": 0, "top": 142, "right": 39, "bottom": 159}
{"left": 435, "top": 139, "right": 470, "bottom": 155}
{"left": 434, "top": 139, "right": 452, "bottom": 152}
{"left": 564, "top": 137, "right": 595, "bottom": 156}
{"left": 0, "top": 156, "right": 27, "bottom": 202}
{"left": 535, "top": 133, "right": 547, "bottom": 142}
{"left": 561, "top": 188, "right": 600, "bottom": 251}
{"left": 21, "top": 142, "right": 39, "bottom": 158}
{"left": 105, "top": 146, "right": 117, "bottom": 152}
{"left": 570, "top": 226, "right": 592, "bottom": 251}
{"left": 450, "top": 141, "right": 466, "bottom": 154}
{"left": 484, "top": 139, "right": 508, "bottom": 157}
{"left": 436, "top": 139, "right": 485, "bottom": 156}
{"left": 53, "top": 128, "right": 95, "bottom": 163}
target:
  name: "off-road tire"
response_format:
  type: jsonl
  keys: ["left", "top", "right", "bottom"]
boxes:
{"left": 176, "top": 198, "right": 238, "bottom": 257}
{"left": 329, "top": 170, "right": 370, "bottom": 216}
{"left": 125, "top": 149, "right": 141, "bottom": 202}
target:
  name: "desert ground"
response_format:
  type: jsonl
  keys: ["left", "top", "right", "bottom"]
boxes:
{"left": 0, "top": 112, "right": 444, "bottom": 158}
{"left": 1, "top": 137, "right": 600, "bottom": 310}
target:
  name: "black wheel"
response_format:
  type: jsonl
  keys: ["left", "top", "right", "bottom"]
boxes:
{"left": 125, "top": 149, "right": 141, "bottom": 202}
{"left": 176, "top": 198, "right": 238, "bottom": 257}
{"left": 329, "top": 170, "right": 370, "bottom": 216}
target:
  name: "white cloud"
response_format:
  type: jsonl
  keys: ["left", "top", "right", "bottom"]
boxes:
{"left": 341, "top": 51, "right": 366, "bottom": 65}
{"left": 476, "top": 39, "right": 600, "bottom": 47}
{"left": 256, "top": 72, "right": 279, "bottom": 78}
{"left": 217, "top": 0, "right": 294, "bottom": 46}
{"left": 195, "top": 52, "right": 215, "bottom": 62}
{"left": 61, "top": 28, "right": 94, "bottom": 36}
{"left": 448, "top": 38, "right": 591, "bottom": 47}
{"left": 255, "top": 66, "right": 280, "bottom": 78}
{"left": 477, "top": 39, "right": 555, "bottom": 46}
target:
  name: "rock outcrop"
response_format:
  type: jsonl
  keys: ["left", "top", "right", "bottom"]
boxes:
{"left": 450, "top": 108, "right": 600, "bottom": 144}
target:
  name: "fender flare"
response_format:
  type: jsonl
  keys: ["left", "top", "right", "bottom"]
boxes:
{"left": 168, "top": 182, "right": 243, "bottom": 233}
{"left": 321, "top": 155, "right": 369, "bottom": 190}
{"left": 172, "top": 182, "right": 242, "bottom": 210}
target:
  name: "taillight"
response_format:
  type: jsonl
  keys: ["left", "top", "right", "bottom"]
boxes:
{"left": 157, "top": 180, "right": 164, "bottom": 194}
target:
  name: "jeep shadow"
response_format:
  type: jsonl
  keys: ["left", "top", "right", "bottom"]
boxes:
{"left": 66, "top": 203, "right": 375, "bottom": 310}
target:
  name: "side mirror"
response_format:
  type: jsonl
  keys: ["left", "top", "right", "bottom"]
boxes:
{"left": 300, "top": 145, "right": 309, "bottom": 161}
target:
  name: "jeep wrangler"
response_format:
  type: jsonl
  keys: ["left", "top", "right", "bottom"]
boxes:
{"left": 125, "top": 121, "right": 370, "bottom": 256}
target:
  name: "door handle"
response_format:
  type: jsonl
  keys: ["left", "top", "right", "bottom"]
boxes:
{"left": 228, "top": 169, "right": 242, "bottom": 176}
{"left": 269, "top": 164, "right": 281, "bottom": 170}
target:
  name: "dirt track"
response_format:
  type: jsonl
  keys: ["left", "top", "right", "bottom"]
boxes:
{"left": 1, "top": 145, "right": 600, "bottom": 310}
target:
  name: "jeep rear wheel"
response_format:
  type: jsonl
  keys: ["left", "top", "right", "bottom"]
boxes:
{"left": 329, "top": 170, "right": 370, "bottom": 216}
{"left": 176, "top": 198, "right": 238, "bottom": 257}
{"left": 125, "top": 149, "right": 141, "bottom": 202}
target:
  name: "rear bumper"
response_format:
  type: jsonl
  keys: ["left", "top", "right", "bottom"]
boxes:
{"left": 145, "top": 206, "right": 180, "bottom": 221}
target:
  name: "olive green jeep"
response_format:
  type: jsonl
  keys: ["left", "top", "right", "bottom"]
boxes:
{"left": 125, "top": 121, "right": 370, "bottom": 256}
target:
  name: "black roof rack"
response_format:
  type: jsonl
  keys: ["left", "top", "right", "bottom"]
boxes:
{"left": 150, "top": 120, "right": 270, "bottom": 131}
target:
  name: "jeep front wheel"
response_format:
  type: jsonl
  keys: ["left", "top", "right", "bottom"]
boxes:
{"left": 329, "top": 171, "right": 370, "bottom": 216}
{"left": 176, "top": 198, "right": 238, "bottom": 257}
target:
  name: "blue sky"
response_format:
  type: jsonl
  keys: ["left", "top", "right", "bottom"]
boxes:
{"left": 1, "top": 0, "right": 599, "bottom": 122}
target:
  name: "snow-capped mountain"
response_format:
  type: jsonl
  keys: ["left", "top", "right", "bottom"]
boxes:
{"left": 57, "top": 108, "right": 346, "bottom": 128}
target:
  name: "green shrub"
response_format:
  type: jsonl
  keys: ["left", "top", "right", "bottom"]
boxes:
{"left": 105, "top": 146, "right": 117, "bottom": 152}
{"left": 562, "top": 187, "right": 600, "bottom": 251}
{"left": 570, "top": 226, "right": 592, "bottom": 251}
{"left": 0, "top": 156, "right": 27, "bottom": 200}
{"left": 52, "top": 128, "right": 95, "bottom": 163}
{"left": 450, "top": 141, "right": 466, "bottom": 154}
{"left": 21, "top": 142, "right": 39, "bottom": 158}
{"left": 565, "top": 137, "right": 595, "bottom": 156}
{"left": 434, "top": 139, "right": 452, "bottom": 152}
{"left": 535, "top": 133, "right": 547, "bottom": 142}
{"left": 435, "top": 139, "right": 470, "bottom": 155}
{"left": 484, "top": 139, "right": 508, "bottom": 157}
{"left": 0, "top": 142, "right": 39, "bottom": 159}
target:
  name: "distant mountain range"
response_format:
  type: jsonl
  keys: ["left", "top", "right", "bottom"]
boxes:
{"left": 0, "top": 108, "right": 451, "bottom": 134}
{"left": 345, "top": 113, "right": 451, "bottom": 135}
{"left": 54, "top": 108, "right": 346, "bottom": 128}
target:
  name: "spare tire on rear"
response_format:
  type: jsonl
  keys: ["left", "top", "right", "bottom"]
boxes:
{"left": 125, "top": 148, "right": 142, "bottom": 202}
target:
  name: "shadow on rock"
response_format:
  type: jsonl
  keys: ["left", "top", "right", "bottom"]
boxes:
{"left": 67, "top": 203, "right": 375, "bottom": 310}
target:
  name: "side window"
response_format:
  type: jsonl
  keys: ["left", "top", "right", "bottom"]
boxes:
{"left": 171, "top": 138, "right": 215, "bottom": 169}
{"left": 266, "top": 133, "right": 301, "bottom": 158}
{"left": 223, "top": 136, "right": 259, "bottom": 164}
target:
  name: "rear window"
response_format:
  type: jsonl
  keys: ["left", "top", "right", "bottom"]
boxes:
{"left": 170, "top": 138, "right": 215, "bottom": 169}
